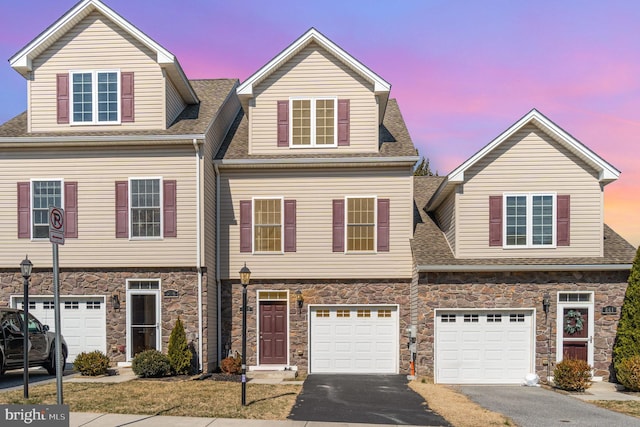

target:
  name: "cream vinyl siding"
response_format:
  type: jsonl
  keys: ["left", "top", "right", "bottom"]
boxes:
{"left": 454, "top": 125, "right": 603, "bottom": 258}
{"left": 436, "top": 189, "right": 457, "bottom": 256}
{"left": 249, "top": 42, "right": 378, "bottom": 155}
{"left": 0, "top": 147, "right": 197, "bottom": 268}
{"left": 166, "top": 77, "right": 187, "bottom": 127}
{"left": 219, "top": 167, "right": 414, "bottom": 279}
{"left": 29, "top": 12, "right": 164, "bottom": 131}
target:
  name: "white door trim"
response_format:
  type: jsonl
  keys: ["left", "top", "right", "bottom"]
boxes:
{"left": 556, "top": 291, "right": 594, "bottom": 368}
{"left": 255, "top": 290, "right": 290, "bottom": 368}
{"left": 126, "top": 280, "right": 162, "bottom": 361}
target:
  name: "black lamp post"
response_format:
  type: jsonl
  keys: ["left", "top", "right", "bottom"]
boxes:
{"left": 239, "top": 263, "right": 251, "bottom": 406}
{"left": 20, "top": 255, "right": 33, "bottom": 399}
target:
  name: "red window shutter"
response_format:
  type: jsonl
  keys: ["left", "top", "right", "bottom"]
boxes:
{"left": 240, "top": 200, "right": 252, "bottom": 253}
{"left": 489, "top": 196, "right": 503, "bottom": 246}
{"left": 121, "top": 72, "right": 135, "bottom": 122}
{"left": 284, "top": 200, "right": 296, "bottom": 252}
{"left": 338, "top": 99, "right": 350, "bottom": 146}
{"left": 557, "top": 195, "right": 570, "bottom": 246}
{"left": 17, "top": 182, "right": 30, "bottom": 239}
{"left": 56, "top": 74, "right": 69, "bottom": 124}
{"left": 64, "top": 182, "right": 78, "bottom": 238}
{"left": 115, "top": 181, "right": 128, "bottom": 238}
{"left": 332, "top": 199, "right": 345, "bottom": 252}
{"left": 163, "top": 180, "right": 177, "bottom": 237}
{"left": 277, "top": 100, "right": 289, "bottom": 147}
{"left": 377, "top": 198, "right": 390, "bottom": 252}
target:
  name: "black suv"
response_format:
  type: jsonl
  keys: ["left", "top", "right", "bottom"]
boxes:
{"left": 0, "top": 308, "right": 68, "bottom": 375}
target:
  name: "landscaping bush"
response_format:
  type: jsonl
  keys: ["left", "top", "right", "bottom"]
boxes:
{"left": 616, "top": 355, "right": 640, "bottom": 391}
{"left": 132, "top": 349, "right": 171, "bottom": 378}
{"left": 220, "top": 352, "right": 242, "bottom": 374}
{"left": 168, "top": 317, "right": 193, "bottom": 375}
{"left": 613, "top": 247, "right": 640, "bottom": 371}
{"left": 73, "top": 350, "right": 111, "bottom": 376}
{"left": 553, "top": 358, "right": 592, "bottom": 391}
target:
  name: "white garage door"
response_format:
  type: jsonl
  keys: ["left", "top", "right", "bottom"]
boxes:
{"left": 309, "top": 305, "right": 398, "bottom": 374}
{"left": 14, "top": 296, "right": 106, "bottom": 362}
{"left": 435, "top": 310, "right": 534, "bottom": 384}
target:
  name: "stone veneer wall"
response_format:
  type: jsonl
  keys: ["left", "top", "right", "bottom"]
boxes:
{"left": 221, "top": 279, "right": 412, "bottom": 375}
{"left": 0, "top": 268, "right": 207, "bottom": 368}
{"left": 416, "top": 270, "right": 629, "bottom": 381}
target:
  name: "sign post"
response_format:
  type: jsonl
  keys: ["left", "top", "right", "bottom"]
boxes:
{"left": 49, "top": 206, "right": 64, "bottom": 405}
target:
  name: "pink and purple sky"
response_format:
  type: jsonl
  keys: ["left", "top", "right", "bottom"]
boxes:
{"left": 1, "top": 0, "right": 638, "bottom": 247}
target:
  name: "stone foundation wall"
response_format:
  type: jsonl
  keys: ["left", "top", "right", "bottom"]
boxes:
{"left": 416, "top": 270, "right": 629, "bottom": 381}
{"left": 221, "top": 279, "right": 412, "bottom": 375}
{"left": 0, "top": 268, "right": 207, "bottom": 368}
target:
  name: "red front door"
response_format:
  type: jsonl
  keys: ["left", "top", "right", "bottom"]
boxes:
{"left": 562, "top": 308, "right": 588, "bottom": 362}
{"left": 259, "top": 301, "right": 287, "bottom": 365}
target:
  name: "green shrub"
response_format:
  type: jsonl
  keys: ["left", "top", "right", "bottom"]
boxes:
{"left": 168, "top": 317, "right": 192, "bottom": 375}
{"left": 553, "top": 358, "right": 592, "bottom": 391}
{"left": 132, "top": 349, "right": 171, "bottom": 378}
{"left": 616, "top": 356, "right": 640, "bottom": 391}
{"left": 220, "top": 352, "right": 242, "bottom": 374}
{"left": 613, "top": 247, "right": 640, "bottom": 371}
{"left": 73, "top": 350, "right": 111, "bottom": 376}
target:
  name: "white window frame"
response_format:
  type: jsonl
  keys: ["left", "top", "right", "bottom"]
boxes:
{"left": 503, "top": 193, "right": 556, "bottom": 248}
{"left": 129, "top": 177, "right": 163, "bottom": 240}
{"left": 69, "top": 69, "right": 121, "bottom": 125}
{"left": 30, "top": 178, "right": 64, "bottom": 240}
{"left": 344, "top": 195, "right": 377, "bottom": 254}
{"left": 252, "top": 197, "right": 284, "bottom": 254}
{"left": 125, "top": 279, "right": 162, "bottom": 362}
{"left": 289, "top": 97, "right": 338, "bottom": 148}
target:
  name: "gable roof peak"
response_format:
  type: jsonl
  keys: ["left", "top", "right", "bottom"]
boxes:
{"left": 9, "top": 0, "right": 198, "bottom": 103}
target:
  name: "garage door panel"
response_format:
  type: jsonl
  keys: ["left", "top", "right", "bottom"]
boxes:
{"left": 436, "top": 310, "right": 533, "bottom": 384}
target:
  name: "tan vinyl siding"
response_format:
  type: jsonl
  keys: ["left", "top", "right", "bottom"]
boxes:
{"left": 166, "top": 76, "right": 186, "bottom": 127}
{"left": 219, "top": 167, "right": 414, "bottom": 279}
{"left": 456, "top": 125, "right": 603, "bottom": 258}
{"left": 249, "top": 42, "right": 378, "bottom": 155}
{"left": 30, "top": 12, "right": 164, "bottom": 131}
{"left": 0, "top": 146, "right": 197, "bottom": 268}
{"left": 435, "top": 189, "right": 457, "bottom": 256}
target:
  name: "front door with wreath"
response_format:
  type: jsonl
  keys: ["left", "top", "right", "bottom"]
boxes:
{"left": 562, "top": 308, "right": 589, "bottom": 361}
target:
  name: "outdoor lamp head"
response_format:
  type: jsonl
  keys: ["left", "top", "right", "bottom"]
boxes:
{"left": 239, "top": 263, "right": 251, "bottom": 286}
{"left": 542, "top": 292, "right": 550, "bottom": 313}
{"left": 296, "top": 290, "right": 304, "bottom": 308}
{"left": 20, "top": 255, "right": 33, "bottom": 279}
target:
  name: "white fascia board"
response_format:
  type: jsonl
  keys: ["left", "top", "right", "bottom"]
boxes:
{"left": 237, "top": 28, "right": 390, "bottom": 98}
{"left": 0, "top": 134, "right": 205, "bottom": 147}
{"left": 216, "top": 156, "right": 419, "bottom": 167}
{"left": 417, "top": 264, "right": 632, "bottom": 273}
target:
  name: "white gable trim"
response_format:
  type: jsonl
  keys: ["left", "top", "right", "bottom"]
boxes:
{"left": 9, "top": 0, "right": 197, "bottom": 103}
{"left": 237, "top": 28, "right": 391, "bottom": 98}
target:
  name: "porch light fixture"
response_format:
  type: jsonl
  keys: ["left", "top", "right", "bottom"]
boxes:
{"left": 20, "top": 255, "right": 33, "bottom": 399}
{"left": 239, "top": 263, "right": 251, "bottom": 406}
{"left": 112, "top": 294, "right": 121, "bottom": 311}
{"left": 295, "top": 290, "right": 304, "bottom": 314}
{"left": 542, "top": 292, "right": 550, "bottom": 315}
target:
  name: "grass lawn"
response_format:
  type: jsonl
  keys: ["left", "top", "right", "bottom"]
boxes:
{"left": 591, "top": 400, "right": 640, "bottom": 419}
{"left": 0, "top": 380, "right": 302, "bottom": 420}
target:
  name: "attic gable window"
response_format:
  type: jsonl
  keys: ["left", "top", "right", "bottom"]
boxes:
{"left": 504, "top": 193, "right": 555, "bottom": 247}
{"left": 70, "top": 70, "right": 119, "bottom": 124}
{"left": 291, "top": 98, "right": 336, "bottom": 147}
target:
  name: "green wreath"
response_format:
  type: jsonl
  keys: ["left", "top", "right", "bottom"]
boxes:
{"left": 564, "top": 310, "right": 584, "bottom": 335}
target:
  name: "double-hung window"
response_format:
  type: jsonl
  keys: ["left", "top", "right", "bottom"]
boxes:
{"left": 346, "top": 197, "right": 376, "bottom": 251}
{"left": 71, "top": 70, "right": 119, "bottom": 124}
{"left": 254, "top": 198, "right": 282, "bottom": 252}
{"left": 32, "top": 180, "right": 62, "bottom": 239}
{"left": 504, "top": 193, "right": 555, "bottom": 247}
{"left": 130, "top": 178, "right": 161, "bottom": 238}
{"left": 291, "top": 98, "right": 336, "bottom": 147}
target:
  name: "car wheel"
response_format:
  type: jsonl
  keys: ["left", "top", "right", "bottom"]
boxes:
{"left": 45, "top": 345, "right": 67, "bottom": 375}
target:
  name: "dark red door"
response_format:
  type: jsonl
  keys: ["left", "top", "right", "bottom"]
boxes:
{"left": 562, "top": 308, "right": 588, "bottom": 362}
{"left": 259, "top": 302, "right": 287, "bottom": 364}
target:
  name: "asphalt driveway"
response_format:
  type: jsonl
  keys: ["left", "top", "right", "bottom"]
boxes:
{"left": 288, "top": 374, "right": 450, "bottom": 426}
{"left": 458, "top": 385, "right": 640, "bottom": 427}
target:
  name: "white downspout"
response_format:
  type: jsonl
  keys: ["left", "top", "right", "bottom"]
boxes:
{"left": 214, "top": 162, "right": 222, "bottom": 364}
{"left": 193, "top": 138, "right": 203, "bottom": 372}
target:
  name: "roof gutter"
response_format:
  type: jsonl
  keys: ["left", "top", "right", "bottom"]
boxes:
{"left": 215, "top": 156, "right": 420, "bottom": 168}
{"left": 0, "top": 134, "right": 206, "bottom": 148}
{"left": 417, "top": 264, "right": 633, "bottom": 273}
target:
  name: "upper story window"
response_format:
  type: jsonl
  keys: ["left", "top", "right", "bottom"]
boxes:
{"left": 130, "top": 179, "right": 161, "bottom": 238}
{"left": 332, "top": 197, "right": 390, "bottom": 253}
{"left": 504, "top": 193, "right": 555, "bottom": 247}
{"left": 347, "top": 197, "right": 375, "bottom": 251}
{"left": 254, "top": 198, "right": 282, "bottom": 252}
{"left": 32, "top": 180, "right": 62, "bottom": 239}
{"left": 291, "top": 98, "right": 337, "bottom": 147}
{"left": 71, "top": 70, "right": 119, "bottom": 124}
